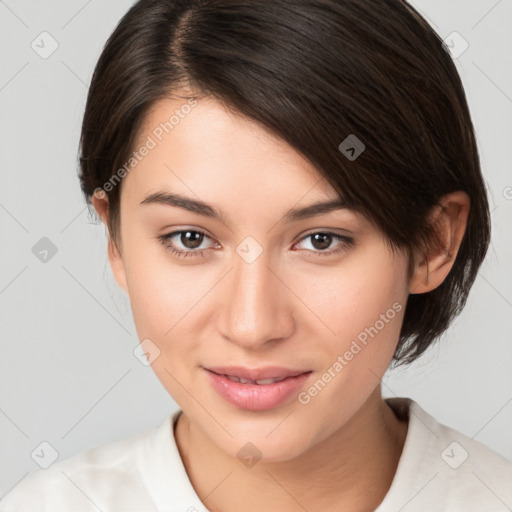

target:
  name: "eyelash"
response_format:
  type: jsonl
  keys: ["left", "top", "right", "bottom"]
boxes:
{"left": 157, "top": 229, "right": 354, "bottom": 260}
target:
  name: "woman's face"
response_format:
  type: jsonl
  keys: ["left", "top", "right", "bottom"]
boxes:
{"left": 102, "top": 94, "right": 412, "bottom": 462}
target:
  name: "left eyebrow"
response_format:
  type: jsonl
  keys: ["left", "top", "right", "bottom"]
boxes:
{"left": 139, "top": 191, "right": 348, "bottom": 224}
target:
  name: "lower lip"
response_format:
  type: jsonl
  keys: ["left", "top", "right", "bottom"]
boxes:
{"left": 205, "top": 369, "right": 312, "bottom": 411}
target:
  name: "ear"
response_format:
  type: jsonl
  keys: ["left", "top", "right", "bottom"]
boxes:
{"left": 91, "top": 191, "right": 129, "bottom": 294}
{"left": 409, "top": 191, "right": 470, "bottom": 294}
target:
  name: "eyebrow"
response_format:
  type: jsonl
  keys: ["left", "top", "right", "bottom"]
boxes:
{"left": 140, "top": 191, "right": 348, "bottom": 224}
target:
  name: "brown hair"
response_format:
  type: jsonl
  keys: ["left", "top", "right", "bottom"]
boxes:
{"left": 78, "top": 0, "right": 490, "bottom": 366}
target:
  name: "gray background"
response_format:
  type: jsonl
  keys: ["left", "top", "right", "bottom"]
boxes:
{"left": 1, "top": 0, "right": 511, "bottom": 497}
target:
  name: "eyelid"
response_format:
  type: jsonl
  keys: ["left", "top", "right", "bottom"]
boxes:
{"left": 298, "top": 226, "right": 354, "bottom": 238}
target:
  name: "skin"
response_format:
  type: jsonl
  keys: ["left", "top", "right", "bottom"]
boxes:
{"left": 92, "top": 93, "right": 469, "bottom": 512}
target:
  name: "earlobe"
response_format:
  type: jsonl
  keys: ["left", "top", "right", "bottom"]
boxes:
{"left": 409, "top": 191, "right": 470, "bottom": 294}
{"left": 91, "top": 193, "right": 129, "bottom": 295}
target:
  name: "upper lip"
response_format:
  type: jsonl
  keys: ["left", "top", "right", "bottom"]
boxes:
{"left": 205, "top": 366, "right": 311, "bottom": 381}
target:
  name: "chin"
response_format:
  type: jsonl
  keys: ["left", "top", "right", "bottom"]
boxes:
{"left": 206, "top": 413, "right": 316, "bottom": 464}
{"left": 226, "top": 434, "right": 309, "bottom": 464}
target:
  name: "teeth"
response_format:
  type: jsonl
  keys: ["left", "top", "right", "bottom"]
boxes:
{"left": 223, "top": 374, "right": 288, "bottom": 385}
{"left": 256, "top": 377, "right": 286, "bottom": 384}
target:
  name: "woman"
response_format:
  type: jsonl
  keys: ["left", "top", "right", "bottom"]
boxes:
{"left": 2, "top": 0, "right": 511, "bottom": 510}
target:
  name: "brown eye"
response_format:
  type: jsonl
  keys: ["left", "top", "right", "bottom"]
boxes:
{"left": 178, "top": 230, "right": 204, "bottom": 249}
{"left": 294, "top": 231, "right": 354, "bottom": 257}
{"left": 157, "top": 229, "right": 216, "bottom": 259}
{"left": 309, "top": 233, "right": 334, "bottom": 251}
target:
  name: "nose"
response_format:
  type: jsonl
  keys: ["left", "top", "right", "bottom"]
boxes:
{"left": 217, "top": 247, "right": 295, "bottom": 349}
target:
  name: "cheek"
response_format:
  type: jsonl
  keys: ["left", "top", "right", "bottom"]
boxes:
{"left": 122, "top": 251, "right": 206, "bottom": 400}
{"left": 120, "top": 237, "right": 196, "bottom": 341}
{"left": 127, "top": 266, "right": 206, "bottom": 340}
{"left": 293, "top": 251, "right": 407, "bottom": 346}
{"left": 293, "top": 261, "right": 407, "bottom": 432}
{"left": 293, "top": 252, "right": 408, "bottom": 416}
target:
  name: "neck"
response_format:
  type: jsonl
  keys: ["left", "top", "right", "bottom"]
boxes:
{"left": 175, "top": 387, "right": 408, "bottom": 512}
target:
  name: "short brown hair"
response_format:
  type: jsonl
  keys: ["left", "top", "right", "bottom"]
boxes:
{"left": 78, "top": 0, "right": 491, "bottom": 366}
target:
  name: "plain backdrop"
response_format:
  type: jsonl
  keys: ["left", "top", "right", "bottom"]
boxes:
{"left": 1, "top": 0, "right": 511, "bottom": 498}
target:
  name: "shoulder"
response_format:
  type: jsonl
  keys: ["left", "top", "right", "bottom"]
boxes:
{"left": 0, "top": 416, "right": 172, "bottom": 512}
{"left": 379, "top": 397, "right": 512, "bottom": 512}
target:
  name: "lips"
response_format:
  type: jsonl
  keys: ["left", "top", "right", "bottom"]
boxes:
{"left": 204, "top": 365, "right": 313, "bottom": 411}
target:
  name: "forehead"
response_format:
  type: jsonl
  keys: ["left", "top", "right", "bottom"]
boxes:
{"left": 122, "top": 95, "right": 342, "bottom": 210}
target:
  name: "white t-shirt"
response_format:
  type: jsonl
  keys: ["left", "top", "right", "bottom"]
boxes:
{"left": 2, "top": 397, "right": 511, "bottom": 511}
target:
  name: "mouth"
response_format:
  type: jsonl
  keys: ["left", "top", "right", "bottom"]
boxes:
{"left": 203, "top": 366, "right": 313, "bottom": 411}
